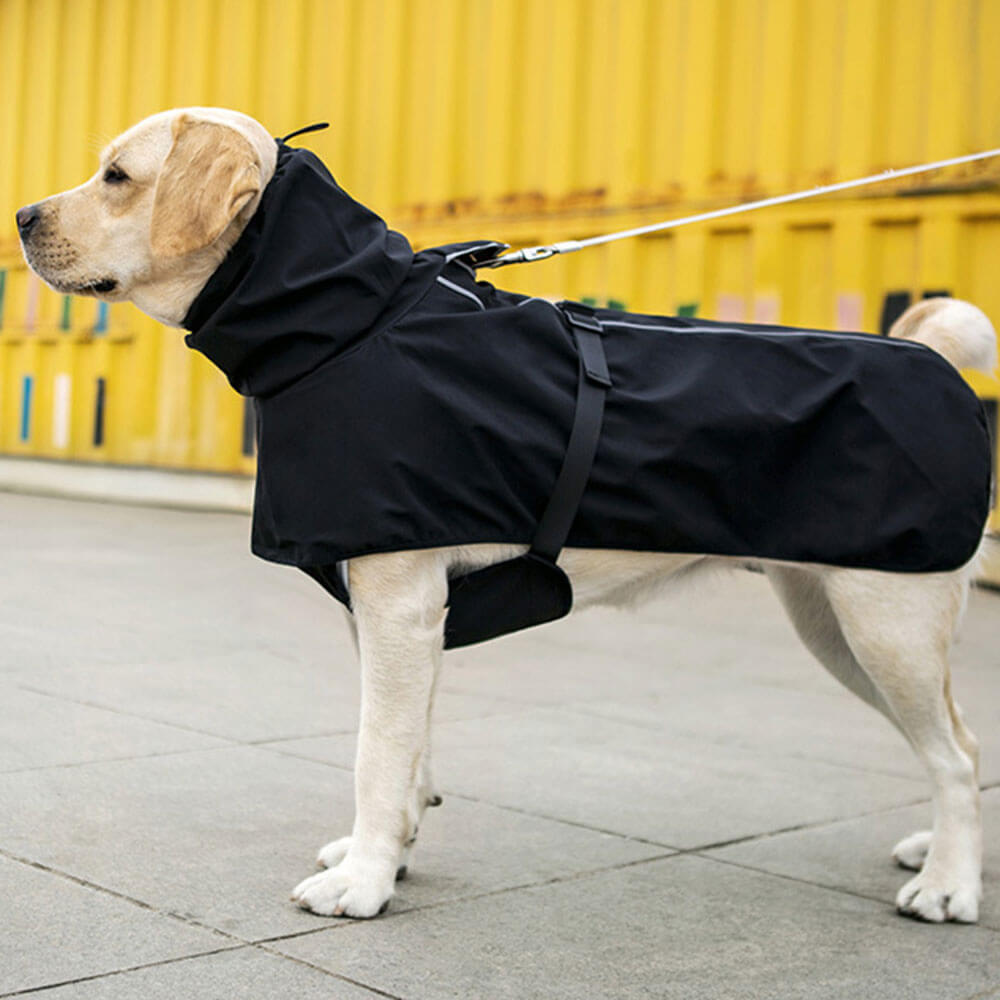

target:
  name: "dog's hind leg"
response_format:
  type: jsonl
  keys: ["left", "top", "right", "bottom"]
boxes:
{"left": 767, "top": 564, "right": 932, "bottom": 868}
{"left": 292, "top": 550, "right": 448, "bottom": 917}
{"left": 765, "top": 564, "right": 898, "bottom": 722}
{"left": 785, "top": 565, "right": 981, "bottom": 923}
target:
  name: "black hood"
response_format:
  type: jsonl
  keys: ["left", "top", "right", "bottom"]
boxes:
{"left": 182, "top": 141, "right": 414, "bottom": 396}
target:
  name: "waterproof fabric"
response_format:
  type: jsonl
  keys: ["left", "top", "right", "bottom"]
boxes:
{"left": 182, "top": 140, "right": 993, "bottom": 639}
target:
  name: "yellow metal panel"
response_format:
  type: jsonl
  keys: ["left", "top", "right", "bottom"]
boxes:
{"left": 4, "top": 0, "right": 1000, "bottom": 485}
{"left": 789, "top": 0, "right": 840, "bottom": 185}
{"left": 786, "top": 225, "right": 835, "bottom": 329}
{"left": 973, "top": 0, "right": 1000, "bottom": 154}
{"left": 0, "top": 0, "right": 28, "bottom": 247}
{"left": 705, "top": 228, "right": 753, "bottom": 322}
{"left": 837, "top": 0, "right": 881, "bottom": 178}
{"left": 873, "top": 0, "right": 931, "bottom": 168}
{"left": 756, "top": 0, "right": 796, "bottom": 194}
{"left": 709, "top": 0, "right": 760, "bottom": 197}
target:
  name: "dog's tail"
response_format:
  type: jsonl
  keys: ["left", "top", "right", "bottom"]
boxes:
{"left": 888, "top": 297, "right": 998, "bottom": 373}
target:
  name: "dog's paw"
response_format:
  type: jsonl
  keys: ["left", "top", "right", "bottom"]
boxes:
{"left": 892, "top": 830, "right": 933, "bottom": 871}
{"left": 316, "top": 836, "right": 353, "bottom": 870}
{"left": 291, "top": 858, "right": 395, "bottom": 918}
{"left": 317, "top": 836, "right": 411, "bottom": 880}
{"left": 895, "top": 869, "right": 981, "bottom": 923}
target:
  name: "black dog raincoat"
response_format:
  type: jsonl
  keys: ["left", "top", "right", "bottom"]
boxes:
{"left": 182, "top": 140, "right": 992, "bottom": 647}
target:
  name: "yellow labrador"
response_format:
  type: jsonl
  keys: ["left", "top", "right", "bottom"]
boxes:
{"left": 17, "top": 107, "right": 997, "bottom": 922}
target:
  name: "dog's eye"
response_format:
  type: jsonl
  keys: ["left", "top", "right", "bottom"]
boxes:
{"left": 103, "top": 165, "right": 129, "bottom": 185}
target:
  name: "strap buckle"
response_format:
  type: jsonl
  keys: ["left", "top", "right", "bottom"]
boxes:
{"left": 558, "top": 304, "right": 611, "bottom": 387}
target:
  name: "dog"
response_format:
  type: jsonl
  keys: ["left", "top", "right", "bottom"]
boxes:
{"left": 17, "top": 107, "right": 998, "bottom": 923}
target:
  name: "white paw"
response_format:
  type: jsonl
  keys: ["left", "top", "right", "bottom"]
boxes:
{"left": 317, "top": 836, "right": 412, "bottom": 879}
{"left": 892, "top": 830, "right": 933, "bottom": 871}
{"left": 896, "top": 870, "right": 981, "bottom": 923}
{"left": 316, "top": 836, "right": 353, "bottom": 870}
{"left": 291, "top": 858, "right": 396, "bottom": 918}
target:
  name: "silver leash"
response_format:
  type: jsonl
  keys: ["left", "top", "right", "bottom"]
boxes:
{"left": 479, "top": 148, "right": 1000, "bottom": 269}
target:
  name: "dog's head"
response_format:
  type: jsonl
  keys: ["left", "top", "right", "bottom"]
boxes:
{"left": 16, "top": 107, "right": 277, "bottom": 326}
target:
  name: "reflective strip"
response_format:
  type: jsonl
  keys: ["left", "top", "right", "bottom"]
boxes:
{"left": 436, "top": 275, "right": 485, "bottom": 311}
{"left": 52, "top": 374, "right": 71, "bottom": 448}
{"left": 598, "top": 318, "right": 922, "bottom": 350}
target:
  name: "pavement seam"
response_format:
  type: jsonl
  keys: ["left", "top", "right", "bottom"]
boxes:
{"left": 255, "top": 849, "right": 682, "bottom": 948}
{"left": 553, "top": 701, "right": 934, "bottom": 784}
{"left": 251, "top": 943, "right": 405, "bottom": 999}
{"left": 0, "top": 743, "right": 239, "bottom": 776}
{"left": 0, "top": 852, "right": 400, "bottom": 997}
{"left": 0, "top": 847, "right": 242, "bottom": 944}
{"left": 688, "top": 852, "right": 1000, "bottom": 933}
{"left": 246, "top": 743, "right": 952, "bottom": 854}
{"left": 14, "top": 684, "right": 247, "bottom": 745}
{"left": 0, "top": 945, "right": 248, "bottom": 999}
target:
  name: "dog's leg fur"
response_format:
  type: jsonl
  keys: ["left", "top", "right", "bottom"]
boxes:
{"left": 292, "top": 550, "right": 448, "bottom": 917}
{"left": 772, "top": 563, "right": 981, "bottom": 922}
{"left": 765, "top": 564, "right": 899, "bottom": 726}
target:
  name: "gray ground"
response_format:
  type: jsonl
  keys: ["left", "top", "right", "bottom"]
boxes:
{"left": 1, "top": 491, "right": 999, "bottom": 1000}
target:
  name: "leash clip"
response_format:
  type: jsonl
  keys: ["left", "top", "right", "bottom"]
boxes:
{"left": 478, "top": 241, "right": 583, "bottom": 269}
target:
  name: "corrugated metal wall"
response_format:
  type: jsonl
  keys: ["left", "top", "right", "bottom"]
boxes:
{"left": 2, "top": 0, "right": 999, "bottom": 513}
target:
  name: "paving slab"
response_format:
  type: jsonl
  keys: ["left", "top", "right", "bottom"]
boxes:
{"left": 707, "top": 785, "right": 1000, "bottom": 930}
{"left": 274, "top": 853, "right": 1000, "bottom": 1000}
{"left": 0, "top": 493, "right": 349, "bottom": 675}
{"left": 0, "top": 744, "right": 665, "bottom": 943}
{"left": 11, "top": 945, "right": 383, "bottom": 999}
{"left": 0, "top": 854, "right": 230, "bottom": 996}
{"left": 2, "top": 494, "right": 999, "bottom": 999}
{"left": 0, "top": 682, "right": 226, "bottom": 772}
{"left": 560, "top": 678, "right": 925, "bottom": 780}
{"left": 272, "top": 705, "right": 930, "bottom": 848}
{"left": 19, "top": 652, "right": 521, "bottom": 745}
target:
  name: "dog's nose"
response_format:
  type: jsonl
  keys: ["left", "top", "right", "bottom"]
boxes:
{"left": 16, "top": 204, "right": 41, "bottom": 238}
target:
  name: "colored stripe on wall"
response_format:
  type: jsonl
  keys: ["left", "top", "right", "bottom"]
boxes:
{"left": 52, "top": 373, "right": 71, "bottom": 448}
{"left": 94, "top": 301, "right": 109, "bottom": 334}
{"left": 93, "top": 377, "right": 106, "bottom": 447}
{"left": 60, "top": 295, "right": 72, "bottom": 331}
{"left": 24, "top": 274, "right": 39, "bottom": 330}
{"left": 20, "top": 375, "right": 33, "bottom": 441}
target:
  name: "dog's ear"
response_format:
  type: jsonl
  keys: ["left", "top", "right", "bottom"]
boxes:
{"left": 150, "top": 115, "right": 261, "bottom": 258}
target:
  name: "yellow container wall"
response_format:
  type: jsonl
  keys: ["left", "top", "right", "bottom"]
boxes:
{"left": 1, "top": 0, "right": 999, "bottom": 491}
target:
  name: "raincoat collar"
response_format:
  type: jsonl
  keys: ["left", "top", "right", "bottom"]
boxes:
{"left": 181, "top": 140, "right": 414, "bottom": 397}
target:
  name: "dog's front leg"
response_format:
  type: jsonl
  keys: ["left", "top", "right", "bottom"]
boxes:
{"left": 292, "top": 550, "right": 446, "bottom": 917}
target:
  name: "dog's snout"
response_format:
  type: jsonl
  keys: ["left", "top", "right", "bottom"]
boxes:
{"left": 16, "top": 203, "right": 41, "bottom": 238}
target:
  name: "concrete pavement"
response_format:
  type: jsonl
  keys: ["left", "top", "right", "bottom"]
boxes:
{"left": 1, "top": 492, "right": 999, "bottom": 999}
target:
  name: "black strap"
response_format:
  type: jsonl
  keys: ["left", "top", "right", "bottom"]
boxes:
{"left": 531, "top": 304, "right": 612, "bottom": 562}
{"left": 279, "top": 122, "right": 330, "bottom": 143}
